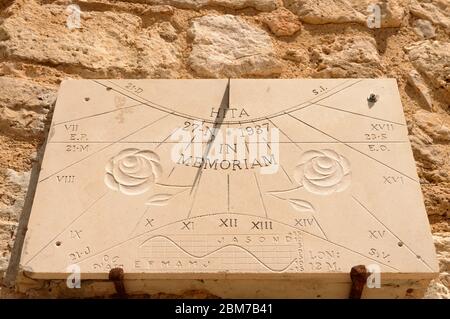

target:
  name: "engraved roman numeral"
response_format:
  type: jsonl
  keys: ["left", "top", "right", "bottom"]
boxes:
{"left": 383, "top": 176, "right": 404, "bottom": 184}
{"left": 371, "top": 123, "right": 395, "bottom": 131}
{"left": 251, "top": 221, "right": 272, "bottom": 230}
{"left": 295, "top": 218, "right": 315, "bottom": 227}
{"left": 56, "top": 175, "right": 76, "bottom": 183}
{"left": 145, "top": 218, "right": 154, "bottom": 227}
{"left": 70, "top": 230, "right": 82, "bottom": 239}
{"left": 219, "top": 218, "right": 237, "bottom": 227}
{"left": 64, "top": 124, "right": 78, "bottom": 132}
{"left": 181, "top": 221, "right": 193, "bottom": 230}
{"left": 369, "top": 230, "right": 386, "bottom": 239}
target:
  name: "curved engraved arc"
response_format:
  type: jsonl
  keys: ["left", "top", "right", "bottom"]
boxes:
{"left": 105, "top": 148, "right": 162, "bottom": 195}
{"left": 52, "top": 103, "right": 144, "bottom": 126}
{"left": 72, "top": 212, "right": 399, "bottom": 272}
{"left": 294, "top": 149, "right": 351, "bottom": 195}
{"left": 95, "top": 79, "right": 361, "bottom": 125}
{"left": 139, "top": 235, "right": 296, "bottom": 273}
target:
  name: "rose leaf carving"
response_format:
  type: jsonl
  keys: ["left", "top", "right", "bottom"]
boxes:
{"left": 289, "top": 199, "right": 315, "bottom": 213}
{"left": 145, "top": 194, "right": 173, "bottom": 206}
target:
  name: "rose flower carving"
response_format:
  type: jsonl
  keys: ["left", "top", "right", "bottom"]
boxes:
{"left": 293, "top": 149, "right": 351, "bottom": 195}
{"left": 104, "top": 148, "right": 162, "bottom": 195}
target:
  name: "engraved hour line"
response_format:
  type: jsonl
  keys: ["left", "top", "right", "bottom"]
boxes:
{"left": 253, "top": 172, "right": 268, "bottom": 218}
{"left": 280, "top": 166, "right": 293, "bottom": 183}
{"left": 188, "top": 137, "right": 208, "bottom": 196}
{"left": 254, "top": 79, "right": 363, "bottom": 124}
{"left": 138, "top": 235, "right": 297, "bottom": 273}
{"left": 23, "top": 190, "right": 110, "bottom": 266}
{"left": 352, "top": 195, "right": 434, "bottom": 272}
{"left": 266, "top": 118, "right": 302, "bottom": 151}
{"left": 185, "top": 135, "right": 196, "bottom": 151}
{"left": 187, "top": 179, "right": 201, "bottom": 219}
{"left": 286, "top": 113, "right": 419, "bottom": 183}
{"left": 237, "top": 121, "right": 251, "bottom": 153}
{"left": 311, "top": 215, "right": 329, "bottom": 241}
{"left": 227, "top": 174, "right": 230, "bottom": 212}
{"left": 73, "top": 211, "right": 399, "bottom": 271}
{"left": 313, "top": 103, "right": 406, "bottom": 126}
{"left": 93, "top": 78, "right": 359, "bottom": 125}
{"left": 129, "top": 206, "right": 150, "bottom": 237}
{"left": 261, "top": 136, "right": 271, "bottom": 150}
{"left": 155, "top": 125, "right": 185, "bottom": 149}
{"left": 167, "top": 166, "right": 176, "bottom": 178}
{"left": 52, "top": 103, "right": 144, "bottom": 126}
{"left": 246, "top": 79, "right": 360, "bottom": 124}
{"left": 38, "top": 112, "right": 173, "bottom": 183}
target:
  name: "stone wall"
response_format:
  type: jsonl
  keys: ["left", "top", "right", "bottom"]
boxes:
{"left": 0, "top": 0, "right": 448, "bottom": 298}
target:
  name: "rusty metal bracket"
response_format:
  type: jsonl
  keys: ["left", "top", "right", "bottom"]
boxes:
{"left": 109, "top": 268, "right": 127, "bottom": 298}
{"left": 349, "top": 265, "right": 370, "bottom": 299}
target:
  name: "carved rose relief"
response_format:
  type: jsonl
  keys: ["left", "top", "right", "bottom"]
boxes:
{"left": 104, "top": 148, "right": 162, "bottom": 195}
{"left": 294, "top": 149, "right": 351, "bottom": 195}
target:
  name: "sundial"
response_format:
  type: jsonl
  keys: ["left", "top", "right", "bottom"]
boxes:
{"left": 20, "top": 79, "right": 438, "bottom": 298}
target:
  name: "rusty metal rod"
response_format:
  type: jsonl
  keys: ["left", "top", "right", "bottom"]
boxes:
{"left": 349, "top": 265, "right": 369, "bottom": 299}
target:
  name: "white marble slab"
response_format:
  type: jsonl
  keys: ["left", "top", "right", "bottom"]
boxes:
{"left": 20, "top": 79, "right": 438, "bottom": 288}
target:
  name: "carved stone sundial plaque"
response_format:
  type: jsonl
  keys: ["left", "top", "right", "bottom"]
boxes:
{"left": 20, "top": 79, "right": 438, "bottom": 298}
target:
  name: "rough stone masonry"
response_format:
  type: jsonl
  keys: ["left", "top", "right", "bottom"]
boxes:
{"left": 0, "top": 0, "right": 449, "bottom": 298}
